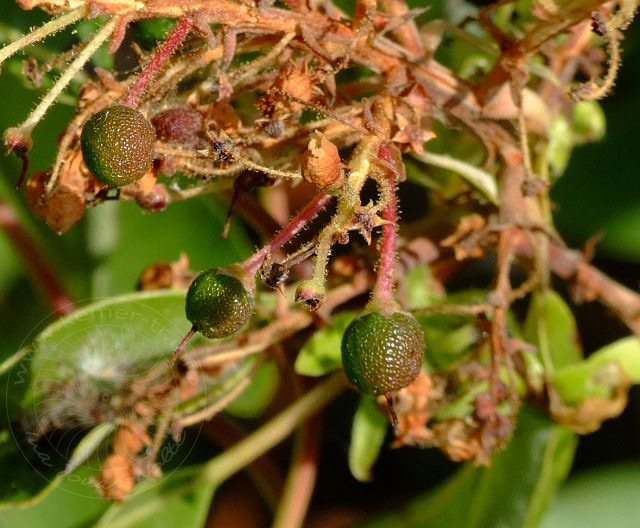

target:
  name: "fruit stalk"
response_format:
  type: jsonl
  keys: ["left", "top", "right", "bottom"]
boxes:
{"left": 123, "top": 15, "right": 193, "bottom": 108}
{"left": 243, "top": 192, "right": 333, "bottom": 277}
{"left": 371, "top": 167, "right": 397, "bottom": 308}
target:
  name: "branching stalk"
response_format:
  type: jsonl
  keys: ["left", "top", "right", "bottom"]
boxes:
{"left": 5, "top": 16, "right": 118, "bottom": 151}
{"left": 123, "top": 16, "right": 193, "bottom": 108}
{"left": 202, "top": 373, "right": 345, "bottom": 486}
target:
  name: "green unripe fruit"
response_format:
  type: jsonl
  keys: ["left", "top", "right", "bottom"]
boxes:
{"left": 185, "top": 270, "right": 252, "bottom": 339}
{"left": 81, "top": 105, "right": 156, "bottom": 187}
{"left": 341, "top": 312, "right": 424, "bottom": 395}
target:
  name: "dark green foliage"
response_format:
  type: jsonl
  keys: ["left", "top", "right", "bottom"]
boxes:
{"left": 132, "top": 18, "right": 177, "bottom": 50}
{"left": 341, "top": 311, "right": 425, "bottom": 395}
{"left": 186, "top": 270, "right": 252, "bottom": 339}
{"left": 81, "top": 105, "right": 155, "bottom": 186}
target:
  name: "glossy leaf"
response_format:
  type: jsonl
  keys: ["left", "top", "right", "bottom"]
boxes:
{"left": 0, "top": 458, "right": 108, "bottom": 527}
{"left": 94, "top": 465, "right": 216, "bottom": 528}
{"left": 0, "top": 420, "right": 115, "bottom": 509}
{"left": 18, "top": 290, "right": 190, "bottom": 411}
{"left": 523, "top": 290, "right": 582, "bottom": 372}
{"left": 349, "top": 396, "right": 388, "bottom": 482}
{"left": 226, "top": 360, "right": 280, "bottom": 418}
{"left": 359, "top": 407, "right": 577, "bottom": 528}
{"left": 541, "top": 464, "right": 640, "bottom": 528}
{"left": 295, "top": 311, "right": 355, "bottom": 376}
{"left": 90, "top": 198, "right": 252, "bottom": 297}
{"left": 553, "top": 336, "right": 640, "bottom": 404}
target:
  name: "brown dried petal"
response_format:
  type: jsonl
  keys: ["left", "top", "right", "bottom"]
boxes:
{"left": 26, "top": 151, "right": 90, "bottom": 234}
{"left": 113, "top": 425, "right": 151, "bottom": 458}
{"left": 137, "top": 253, "right": 194, "bottom": 291}
{"left": 95, "top": 453, "right": 135, "bottom": 502}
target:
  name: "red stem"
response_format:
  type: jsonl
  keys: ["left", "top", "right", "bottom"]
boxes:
{"left": 274, "top": 414, "right": 322, "bottom": 528}
{"left": 171, "top": 324, "right": 197, "bottom": 366}
{"left": 0, "top": 198, "right": 73, "bottom": 316}
{"left": 371, "top": 170, "right": 397, "bottom": 306}
{"left": 243, "top": 193, "right": 333, "bottom": 276}
{"left": 123, "top": 16, "right": 193, "bottom": 108}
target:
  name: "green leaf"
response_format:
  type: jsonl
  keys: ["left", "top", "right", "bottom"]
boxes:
{"left": 0, "top": 459, "right": 109, "bottom": 527}
{"left": 358, "top": 406, "right": 577, "bottom": 528}
{"left": 295, "top": 311, "right": 355, "bottom": 376}
{"left": 523, "top": 290, "right": 582, "bottom": 372}
{"left": 0, "top": 424, "right": 110, "bottom": 510}
{"left": 422, "top": 323, "right": 479, "bottom": 369}
{"left": 226, "top": 360, "right": 280, "bottom": 418}
{"left": 553, "top": 336, "right": 640, "bottom": 404}
{"left": 541, "top": 464, "right": 640, "bottom": 528}
{"left": 348, "top": 396, "right": 388, "bottom": 482}
{"left": 95, "top": 465, "right": 215, "bottom": 528}
{"left": 403, "top": 264, "right": 436, "bottom": 310}
{"left": 63, "top": 423, "right": 116, "bottom": 475}
{"left": 18, "top": 290, "right": 190, "bottom": 411}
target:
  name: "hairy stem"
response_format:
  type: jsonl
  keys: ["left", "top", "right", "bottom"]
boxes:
{"left": 371, "top": 169, "right": 397, "bottom": 307}
{"left": 123, "top": 16, "right": 193, "bottom": 108}
{"left": 0, "top": 8, "right": 84, "bottom": 70}
{"left": 6, "top": 16, "right": 118, "bottom": 147}
{"left": 243, "top": 193, "right": 333, "bottom": 277}
{"left": 311, "top": 137, "right": 378, "bottom": 287}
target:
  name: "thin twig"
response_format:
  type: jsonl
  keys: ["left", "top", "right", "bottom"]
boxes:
{"left": 7, "top": 16, "right": 118, "bottom": 146}
{"left": 123, "top": 16, "right": 193, "bottom": 108}
{"left": 0, "top": 8, "right": 84, "bottom": 69}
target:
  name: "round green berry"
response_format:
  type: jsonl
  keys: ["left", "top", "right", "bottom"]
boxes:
{"left": 341, "top": 311, "right": 424, "bottom": 395}
{"left": 186, "top": 270, "right": 252, "bottom": 339}
{"left": 81, "top": 105, "right": 156, "bottom": 187}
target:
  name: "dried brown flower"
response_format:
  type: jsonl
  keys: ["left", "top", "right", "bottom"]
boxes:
{"left": 300, "top": 131, "right": 343, "bottom": 191}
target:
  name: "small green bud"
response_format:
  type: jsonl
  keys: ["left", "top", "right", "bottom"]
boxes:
{"left": 548, "top": 116, "right": 573, "bottom": 179}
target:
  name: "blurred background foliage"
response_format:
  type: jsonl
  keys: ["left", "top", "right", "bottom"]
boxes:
{"left": 1, "top": 1, "right": 640, "bottom": 527}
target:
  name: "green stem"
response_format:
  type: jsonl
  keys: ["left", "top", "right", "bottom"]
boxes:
{"left": 203, "top": 373, "right": 345, "bottom": 486}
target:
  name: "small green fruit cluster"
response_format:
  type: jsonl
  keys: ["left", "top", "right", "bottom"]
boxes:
{"left": 186, "top": 269, "right": 252, "bottom": 339}
{"left": 81, "top": 105, "right": 156, "bottom": 187}
{"left": 342, "top": 311, "right": 424, "bottom": 395}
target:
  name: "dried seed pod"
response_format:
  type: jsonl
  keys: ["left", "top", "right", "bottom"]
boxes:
{"left": 151, "top": 107, "right": 203, "bottom": 144}
{"left": 300, "top": 131, "right": 343, "bottom": 191}
{"left": 81, "top": 105, "right": 156, "bottom": 187}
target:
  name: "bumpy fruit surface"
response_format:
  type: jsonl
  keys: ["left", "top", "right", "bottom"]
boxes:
{"left": 341, "top": 312, "right": 424, "bottom": 395}
{"left": 185, "top": 270, "right": 252, "bottom": 339}
{"left": 81, "top": 105, "right": 156, "bottom": 186}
